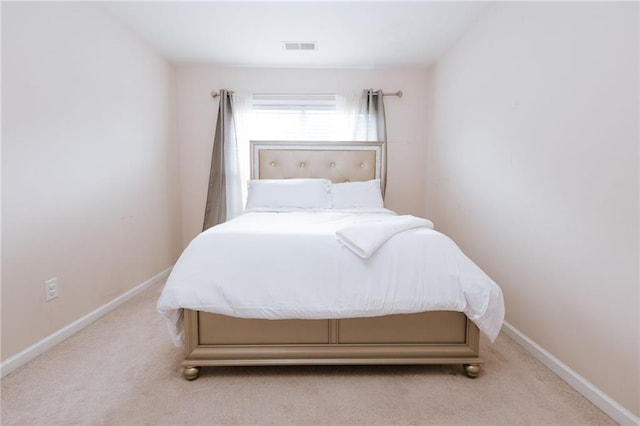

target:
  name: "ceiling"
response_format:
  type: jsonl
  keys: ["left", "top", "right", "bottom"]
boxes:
{"left": 102, "top": 1, "right": 491, "bottom": 68}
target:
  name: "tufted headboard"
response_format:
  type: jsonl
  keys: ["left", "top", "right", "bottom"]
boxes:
{"left": 251, "top": 140, "right": 385, "bottom": 195}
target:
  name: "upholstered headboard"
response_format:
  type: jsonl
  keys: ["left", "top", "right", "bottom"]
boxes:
{"left": 251, "top": 140, "right": 386, "bottom": 194}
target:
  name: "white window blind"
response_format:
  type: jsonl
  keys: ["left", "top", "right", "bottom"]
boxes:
{"left": 249, "top": 94, "right": 345, "bottom": 141}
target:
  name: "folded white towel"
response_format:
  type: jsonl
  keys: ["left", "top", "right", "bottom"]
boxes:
{"left": 336, "top": 215, "right": 434, "bottom": 258}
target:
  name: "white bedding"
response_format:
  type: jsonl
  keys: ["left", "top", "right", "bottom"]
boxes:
{"left": 157, "top": 209, "right": 505, "bottom": 346}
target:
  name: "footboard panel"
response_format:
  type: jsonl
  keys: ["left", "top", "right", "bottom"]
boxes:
{"left": 181, "top": 309, "right": 483, "bottom": 379}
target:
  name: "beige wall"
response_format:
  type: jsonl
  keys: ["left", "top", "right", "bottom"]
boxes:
{"left": 1, "top": 2, "right": 182, "bottom": 361}
{"left": 425, "top": 2, "right": 639, "bottom": 416}
{"left": 176, "top": 66, "right": 430, "bottom": 245}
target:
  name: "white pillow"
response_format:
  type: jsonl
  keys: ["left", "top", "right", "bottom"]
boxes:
{"left": 245, "top": 178, "right": 332, "bottom": 210}
{"left": 331, "top": 179, "right": 384, "bottom": 209}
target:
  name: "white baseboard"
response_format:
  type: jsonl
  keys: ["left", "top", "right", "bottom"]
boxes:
{"left": 502, "top": 321, "right": 639, "bottom": 426}
{"left": 1, "top": 267, "right": 172, "bottom": 379}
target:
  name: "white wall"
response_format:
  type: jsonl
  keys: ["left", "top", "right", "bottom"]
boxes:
{"left": 176, "top": 66, "right": 430, "bottom": 245}
{"left": 425, "top": 2, "right": 639, "bottom": 416}
{"left": 1, "top": 2, "right": 182, "bottom": 361}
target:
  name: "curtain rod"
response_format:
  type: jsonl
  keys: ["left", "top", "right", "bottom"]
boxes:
{"left": 210, "top": 90, "right": 403, "bottom": 99}
{"left": 210, "top": 90, "right": 234, "bottom": 99}
{"left": 382, "top": 90, "right": 403, "bottom": 98}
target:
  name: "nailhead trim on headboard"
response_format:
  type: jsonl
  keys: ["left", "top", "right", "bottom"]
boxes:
{"left": 251, "top": 141, "right": 384, "bottom": 187}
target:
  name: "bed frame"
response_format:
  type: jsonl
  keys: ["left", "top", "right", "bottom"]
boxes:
{"left": 180, "top": 141, "right": 483, "bottom": 380}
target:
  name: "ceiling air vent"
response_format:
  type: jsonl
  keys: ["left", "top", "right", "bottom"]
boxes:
{"left": 284, "top": 41, "right": 317, "bottom": 51}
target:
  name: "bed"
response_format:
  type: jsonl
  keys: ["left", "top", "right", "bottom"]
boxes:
{"left": 158, "top": 140, "right": 504, "bottom": 380}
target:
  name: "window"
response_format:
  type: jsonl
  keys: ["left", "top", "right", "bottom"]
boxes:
{"left": 249, "top": 93, "right": 353, "bottom": 141}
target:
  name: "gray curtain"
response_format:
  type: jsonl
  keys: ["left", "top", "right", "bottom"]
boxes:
{"left": 203, "top": 89, "right": 242, "bottom": 231}
{"left": 361, "top": 89, "right": 388, "bottom": 195}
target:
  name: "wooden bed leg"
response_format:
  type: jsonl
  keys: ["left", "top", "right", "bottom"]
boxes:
{"left": 183, "top": 366, "right": 200, "bottom": 381}
{"left": 463, "top": 364, "right": 481, "bottom": 378}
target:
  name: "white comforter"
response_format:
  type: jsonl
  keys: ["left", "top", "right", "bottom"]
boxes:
{"left": 157, "top": 209, "right": 505, "bottom": 346}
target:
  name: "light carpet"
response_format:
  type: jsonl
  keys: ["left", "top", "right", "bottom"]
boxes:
{"left": 1, "top": 281, "right": 614, "bottom": 425}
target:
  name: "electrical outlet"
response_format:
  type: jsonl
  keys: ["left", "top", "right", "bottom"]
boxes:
{"left": 45, "top": 278, "right": 58, "bottom": 301}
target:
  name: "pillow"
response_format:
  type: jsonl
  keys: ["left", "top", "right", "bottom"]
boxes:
{"left": 245, "top": 178, "right": 332, "bottom": 210}
{"left": 330, "top": 179, "right": 384, "bottom": 209}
